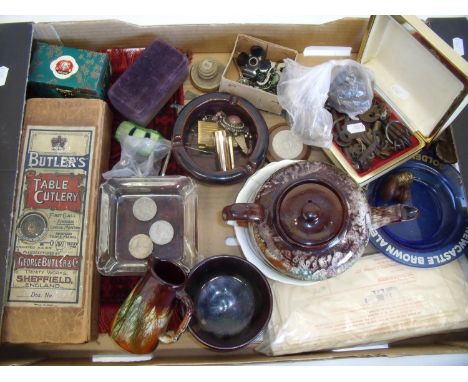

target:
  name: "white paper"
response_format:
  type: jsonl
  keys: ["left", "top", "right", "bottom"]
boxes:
{"left": 303, "top": 46, "right": 352, "bottom": 57}
{"left": 347, "top": 122, "right": 366, "bottom": 134}
{"left": 452, "top": 37, "right": 465, "bottom": 57}
{"left": 0, "top": 66, "right": 9, "bottom": 87}
{"left": 257, "top": 254, "right": 468, "bottom": 356}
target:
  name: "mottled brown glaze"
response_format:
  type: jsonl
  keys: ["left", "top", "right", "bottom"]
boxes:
{"left": 370, "top": 204, "right": 419, "bottom": 230}
{"left": 277, "top": 182, "right": 345, "bottom": 248}
{"left": 223, "top": 161, "right": 419, "bottom": 282}
{"left": 249, "top": 161, "right": 369, "bottom": 281}
{"left": 111, "top": 257, "right": 193, "bottom": 354}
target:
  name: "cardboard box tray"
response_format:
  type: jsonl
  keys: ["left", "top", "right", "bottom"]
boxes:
{"left": 1, "top": 17, "right": 468, "bottom": 365}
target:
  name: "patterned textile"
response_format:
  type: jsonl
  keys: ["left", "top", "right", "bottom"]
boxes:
{"left": 99, "top": 48, "right": 189, "bottom": 333}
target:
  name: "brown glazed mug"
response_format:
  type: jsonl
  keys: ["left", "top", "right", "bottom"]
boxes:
{"left": 111, "top": 257, "right": 193, "bottom": 354}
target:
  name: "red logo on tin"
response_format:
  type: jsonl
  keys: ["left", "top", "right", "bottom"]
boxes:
{"left": 54, "top": 59, "right": 74, "bottom": 76}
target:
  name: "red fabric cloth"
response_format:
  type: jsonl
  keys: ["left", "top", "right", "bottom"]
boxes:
{"left": 98, "top": 48, "right": 189, "bottom": 334}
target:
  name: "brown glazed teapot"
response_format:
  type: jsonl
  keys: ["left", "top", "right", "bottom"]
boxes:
{"left": 222, "top": 161, "right": 418, "bottom": 282}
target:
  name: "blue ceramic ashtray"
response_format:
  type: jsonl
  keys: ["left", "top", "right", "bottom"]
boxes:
{"left": 367, "top": 156, "right": 468, "bottom": 268}
{"left": 185, "top": 256, "right": 272, "bottom": 351}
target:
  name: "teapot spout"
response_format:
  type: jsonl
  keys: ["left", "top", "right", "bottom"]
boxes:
{"left": 370, "top": 204, "right": 419, "bottom": 230}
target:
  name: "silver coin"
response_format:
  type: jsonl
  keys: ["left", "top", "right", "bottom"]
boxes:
{"left": 128, "top": 234, "right": 153, "bottom": 259}
{"left": 272, "top": 130, "right": 303, "bottom": 159}
{"left": 132, "top": 197, "right": 157, "bottom": 221}
{"left": 149, "top": 220, "right": 174, "bottom": 246}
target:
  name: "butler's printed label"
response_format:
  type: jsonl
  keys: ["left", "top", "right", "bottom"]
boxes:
{"left": 8, "top": 126, "right": 94, "bottom": 306}
{"left": 50, "top": 55, "right": 79, "bottom": 80}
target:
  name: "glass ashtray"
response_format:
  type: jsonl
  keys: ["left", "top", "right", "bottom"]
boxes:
{"left": 96, "top": 176, "right": 197, "bottom": 276}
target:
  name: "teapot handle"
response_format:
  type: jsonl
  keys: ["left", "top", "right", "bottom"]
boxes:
{"left": 370, "top": 204, "right": 419, "bottom": 230}
{"left": 222, "top": 203, "right": 265, "bottom": 223}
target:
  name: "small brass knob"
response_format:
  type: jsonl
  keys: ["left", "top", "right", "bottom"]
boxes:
{"left": 197, "top": 59, "right": 218, "bottom": 80}
{"left": 190, "top": 58, "right": 225, "bottom": 92}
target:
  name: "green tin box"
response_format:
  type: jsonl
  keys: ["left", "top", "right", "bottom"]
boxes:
{"left": 28, "top": 42, "right": 110, "bottom": 99}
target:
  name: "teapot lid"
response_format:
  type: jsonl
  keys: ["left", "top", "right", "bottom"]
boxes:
{"left": 276, "top": 181, "right": 346, "bottom": 248}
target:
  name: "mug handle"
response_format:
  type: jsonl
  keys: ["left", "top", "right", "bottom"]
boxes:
{"left": 159, "top": 290, "right": 193, "bottom": 344}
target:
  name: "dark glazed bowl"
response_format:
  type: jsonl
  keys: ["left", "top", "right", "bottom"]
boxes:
{"left": 172, "top": 92, "right": 269, "bottom": 184}
{"left": 185, "top": 255, "right": 272, "bottom": 351}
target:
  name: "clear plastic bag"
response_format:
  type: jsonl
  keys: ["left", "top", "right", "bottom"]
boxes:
{"left": 277, "top": 59, "right": 374, "bottom": 148}
{"left": 256, "top": 254, "right": 468, "bottom": 356}
{"left": 103, "top": 135, "right": 171, "bottom": 179}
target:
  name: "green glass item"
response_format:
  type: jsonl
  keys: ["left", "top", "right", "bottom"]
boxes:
{"left": 28, "top": 42, "right": 110, "bottom": 99}
{"left": 115, "top": 121, "right": 164, "bottom": 143}
{"left": 115, "top": 121, "right": 167, "bottom": 156}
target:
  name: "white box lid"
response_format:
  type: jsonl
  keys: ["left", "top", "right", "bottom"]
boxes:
{"left": 359, "top": 16, "right": 468, "bottom": 141}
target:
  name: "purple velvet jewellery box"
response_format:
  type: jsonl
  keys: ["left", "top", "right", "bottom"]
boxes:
{"left": 108, "top": 39, "right": 189, "bottom": 126}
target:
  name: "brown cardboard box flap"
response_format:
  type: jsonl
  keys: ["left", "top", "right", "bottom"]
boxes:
{"left": 33, "top": 19, "right": 368, "bottom": 53}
